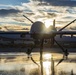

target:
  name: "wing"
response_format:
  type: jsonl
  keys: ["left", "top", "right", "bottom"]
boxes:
{"left": 0, "top": 31, "right": 30, "bottom": 40}
{"left": 0, "top": 31, "right": 76, "bottom": 40}
{"left": 55, "top": 31, "right": 76, "bottom": 38}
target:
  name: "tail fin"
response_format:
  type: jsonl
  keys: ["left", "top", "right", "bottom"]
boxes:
{"left": 53, "top": 19, "right": 55, "bottom": 27}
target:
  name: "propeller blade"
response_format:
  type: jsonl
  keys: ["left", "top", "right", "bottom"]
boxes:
{"left": 23, "top": 15, "right": 34, "bottom": 23}
{"left": 56, "top": 58, "right": 64, "bottom": 66}
{"left": 59, "top": 19, "right": 76, "bottom": 31}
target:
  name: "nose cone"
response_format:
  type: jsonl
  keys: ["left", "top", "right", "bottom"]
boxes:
{"left": 30, "top": 21, "right": 45, "bottom": 34}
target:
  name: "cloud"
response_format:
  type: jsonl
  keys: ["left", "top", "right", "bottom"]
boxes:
{"left": 0, "top": 0, "right": 75, "bottom": 31}
{"left": 0, "top": 8, "right": 22, "bottom": 17}
{"left": 66, "top": 8, "right": 76, "bottom": 14}
{"left": 37, "top": 0, "right": 76, "bottom": 7}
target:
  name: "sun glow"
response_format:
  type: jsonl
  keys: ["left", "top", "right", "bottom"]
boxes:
{"left": 37, "top": 19, "right": 53, "bottom": 28}
{"left": 44, "top": 19, "right": 53, "bottom": 28}
{"left": 43, "top": 53, "right": 52, "bottom": 60}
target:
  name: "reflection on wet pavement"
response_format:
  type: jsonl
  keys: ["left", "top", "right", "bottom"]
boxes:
{"left": 0, "top": 52, "right": 76, "bottom": 75}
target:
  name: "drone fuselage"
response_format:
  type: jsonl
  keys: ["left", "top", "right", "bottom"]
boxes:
{"left": 30, "top": 21, "right": 57, "bottom": 46}
{"left": 30, "top": 21, "right": 57, "bottom": 39}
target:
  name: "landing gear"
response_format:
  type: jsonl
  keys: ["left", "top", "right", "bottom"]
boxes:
{"left": 26, "top": 48, "right": 39, "bottom": 67}
{"left": 54, "top": 39, "right": 69, "bottom": 65}
{"left": 50, "top": 38, "right": 54, "bottom": 47}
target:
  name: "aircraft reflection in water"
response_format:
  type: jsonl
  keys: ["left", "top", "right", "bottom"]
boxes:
{"left": 0, "top": 53, "right": 75, "bottom": 75}
{"left": 0, "top": 15, "right": 76, "bottom": 75}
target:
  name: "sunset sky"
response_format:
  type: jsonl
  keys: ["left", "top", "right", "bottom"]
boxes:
{"left": 0, "top": 0, "right": 76, "bottom": 30}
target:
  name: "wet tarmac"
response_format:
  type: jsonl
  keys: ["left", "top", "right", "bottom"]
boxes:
{"left": 0, "top": 51, "right": 75, "bottom": 75}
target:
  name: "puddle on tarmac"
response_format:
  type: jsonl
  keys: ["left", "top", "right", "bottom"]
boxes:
{"left": 0, "top": 52, "right": 76, "bottom": 75}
